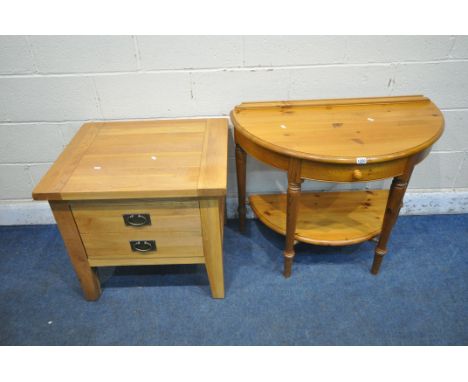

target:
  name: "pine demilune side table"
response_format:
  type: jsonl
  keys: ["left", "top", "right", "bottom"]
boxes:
{"left": 33, "top": 119, "right": 228, "bottom": 300}
{"left": 231, "top": 96, "right": 444, "bottom": 277}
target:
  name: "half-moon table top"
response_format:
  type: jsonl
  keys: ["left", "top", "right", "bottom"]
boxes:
{"left": 231, "top": 95, "right": 444, "bottom": 164}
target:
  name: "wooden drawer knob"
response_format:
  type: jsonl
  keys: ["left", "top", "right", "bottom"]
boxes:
{"left": 353, "top": 169, "right": 363, "bottom": 180}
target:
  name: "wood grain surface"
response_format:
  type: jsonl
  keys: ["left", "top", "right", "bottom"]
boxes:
{"left": 33, "top": 118, "right": 228, "bottom": 200}
{"left": 232, "top": 95, "right": 444, "bottom": 164}
{"left": 71, "top": 200, "right": 201, "bottom": 234}
{"left": 249, "top": 190, "right": 389, "bottom": 246}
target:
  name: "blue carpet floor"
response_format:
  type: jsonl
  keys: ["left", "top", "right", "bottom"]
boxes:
{"left": 0, "top": 215, "right": 467, "bottom": 345}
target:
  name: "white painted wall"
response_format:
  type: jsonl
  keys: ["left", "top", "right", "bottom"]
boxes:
{"left": 0, "top": 36, "right": 467, "bottom": 223}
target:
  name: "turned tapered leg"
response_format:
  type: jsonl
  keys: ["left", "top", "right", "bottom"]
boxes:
{"left": 283, "top": 158, "right": 302, "bottom": 278}
{"left": 49, "top": 201, "right": 101, "bottom": 301}
{"left": 235, "top": 144, "right": 247, "bottom": 233}
{"left": 371, "top": 170, "right": 413, "bottom": 275}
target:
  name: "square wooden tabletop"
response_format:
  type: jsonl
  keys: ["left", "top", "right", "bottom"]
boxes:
{"left": 32, "top": 118, "right": 228, "bottom": 200}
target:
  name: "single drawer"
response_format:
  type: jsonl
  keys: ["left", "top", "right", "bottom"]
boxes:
{"left": 301, "top": 157, "right": 408, "bottom": 182}
{"left": 81, "top": 231, "right": 204, "bottom": 262}
{"left": 71, "top": 200, "right": 201, "bottom": 234}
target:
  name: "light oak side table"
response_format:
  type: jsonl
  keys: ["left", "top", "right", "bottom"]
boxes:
{"left": 33, "top": 118, "right": 228, "bottom": 300}
{"left": 231, "top": 96, "right": 444, "bottom": 277}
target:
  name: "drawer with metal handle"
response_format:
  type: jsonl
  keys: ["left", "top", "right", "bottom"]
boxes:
{"left": 129, "top": 240, "right": 157, "bottom": 252}
{"left": 123, "top": 214, "right": 151, "bottom": 227}
{"left": 80, "top": 231, "right": 204, "bottom": 266}
{"left": 71, "top": 200, "right": 202, "bottom": 234}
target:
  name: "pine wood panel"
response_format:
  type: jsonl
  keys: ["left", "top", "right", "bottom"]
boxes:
{"left": 32, "top": 118, "right": 229, "bottom": 200}
{"left": 235, "top": 95, "right": 433, "bottom": 109}
{"left": 71, "top": 200, "right": 201, "bottom": 234}
{"left": 249, "top": 190, "right": 389, "bottom": 246}
{"left": 232, "top": 95, "right": 444, "bottom": 164}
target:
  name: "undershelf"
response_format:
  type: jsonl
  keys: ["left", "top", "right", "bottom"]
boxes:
{"left": 249, "top": 190, "right": 389, "bottom": 246}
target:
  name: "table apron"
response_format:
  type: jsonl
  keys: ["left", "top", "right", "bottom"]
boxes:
{"left": 235, "top": 129, "right": 430, "bottom": 182}
{"left": 300, "top": 158, "right": 407, "bottom": 182}
{"left": 235, "top": 129, "right": 290, "bottom": 171}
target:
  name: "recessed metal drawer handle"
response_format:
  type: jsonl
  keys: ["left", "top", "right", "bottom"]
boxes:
{"left": 130, "top": 240, "right": 157, "bottom": 252}
{"left": 123, "top": 213, "right": 151, "bottom": 227}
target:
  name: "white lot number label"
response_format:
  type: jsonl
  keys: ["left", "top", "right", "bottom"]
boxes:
{"left": 356, "top": 157, "right": 367, "bottom": 165}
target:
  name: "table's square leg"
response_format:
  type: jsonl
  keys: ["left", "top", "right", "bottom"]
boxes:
{"left": 200, "top": 198, "right": 225, "bottom": 298}
{"left": 50, "top": 201, "right": 101, "bottom": 301}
